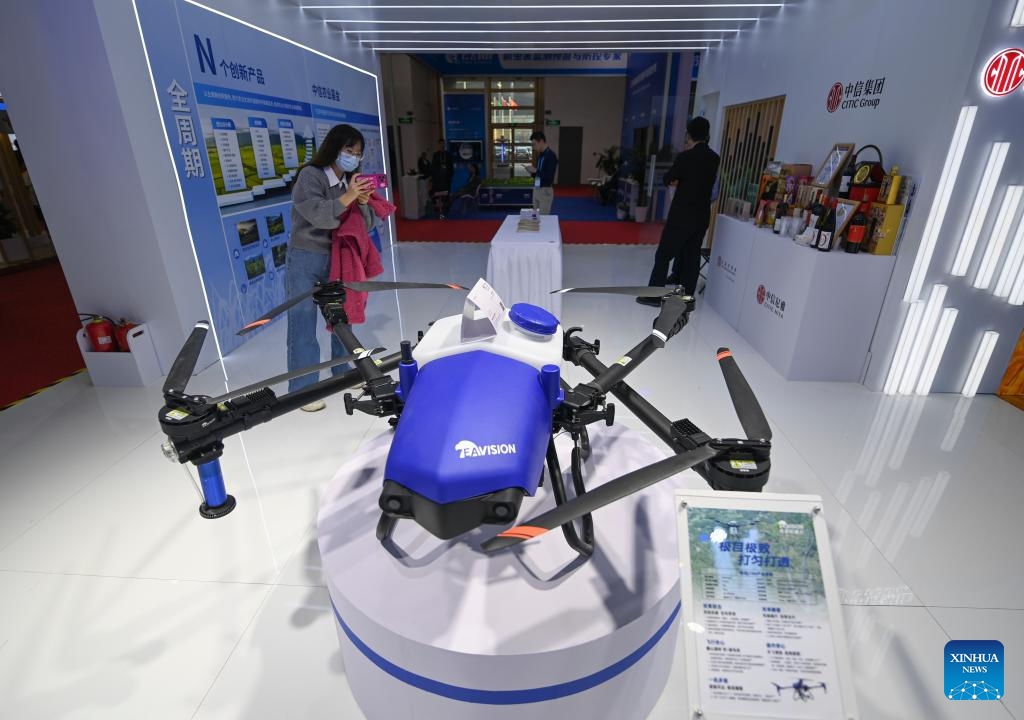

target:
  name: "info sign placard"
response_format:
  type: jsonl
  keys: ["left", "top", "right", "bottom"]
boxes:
{"left": 675, "top": 490, "right": 858, "bottom": 720}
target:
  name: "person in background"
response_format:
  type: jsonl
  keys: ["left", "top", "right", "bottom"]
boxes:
{"left": 526, "top": 130, "right": 558, "bottom": 215}
{"left": 286, "top": 123, "right": 374, "bottom": 411}
{"left": 445, "top": 162, "right": 481, "bottom": 214}
{"left": 430, "top": 138, "right": 454, "bottom": 217}
{"left": 638, "top": 116, "right": 719, "bottom": 306}
{"left": 416, "top": 151, "right": 431, "bottom": 178}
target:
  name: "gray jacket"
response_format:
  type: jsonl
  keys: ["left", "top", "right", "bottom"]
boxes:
{"left": 289, "top": 165, "right": 373, "bottom": 254}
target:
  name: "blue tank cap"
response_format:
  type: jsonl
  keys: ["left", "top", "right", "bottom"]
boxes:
{"left": 509, "top": 303, "right": 559, "bottom": 336}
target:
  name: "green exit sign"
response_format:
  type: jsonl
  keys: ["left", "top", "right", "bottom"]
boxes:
{"left": 398, "top": 117, "right": 414, "bottom": 125}
{"left": 545, "top": 119, "right": 560, "bottom": 126}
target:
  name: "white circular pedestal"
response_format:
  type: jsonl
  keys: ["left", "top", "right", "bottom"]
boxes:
{"left": 317, "top": 423, "right": 686, "bottom": 720}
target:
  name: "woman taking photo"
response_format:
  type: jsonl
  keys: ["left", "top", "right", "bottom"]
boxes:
{"left": 287, "top": 123, "right": 374, "bottom": 411}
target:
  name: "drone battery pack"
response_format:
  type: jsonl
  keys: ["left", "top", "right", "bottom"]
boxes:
{"left": 384, "top": 350, "right": 550, "bottom": 506}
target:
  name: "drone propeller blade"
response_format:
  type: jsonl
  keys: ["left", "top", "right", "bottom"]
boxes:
{"left": 344, "top": 280, "right": 468, "bottom": 292}
{"left": 163, "top": 321, "right": 209, "bottom": 396}
{"left": 716, "top": 348, "right": 772, "bottom": 441}
{"left": 237, "top": 288, "right": 317, "bottom": 335}
{"left": 552, "top": 285, "right": 681, "bottom": 298}
{"left": 206, "top": 347, "right": 386, "bottom": 405}
{"left": 481, "top": 444, "right": 717, "bottom": 553}
{"left": 652, "top": 294, "right": 691, "bottom": 346}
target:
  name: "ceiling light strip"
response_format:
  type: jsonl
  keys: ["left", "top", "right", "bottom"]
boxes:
{"left": 903, "top": 106, "right": 977, "bottom": 302}
{"left": 373, "top": 46, "right": 710, "bottom": 51}
{"left": 883, "top": 301, "right": 925, "bottom": 395}
{"left": 327, "top": 17, "right": 757, "bottom": 24}
{"left": 993, "top": 214, "right": 1024, "bottom": 297}
{"left": 364, "top": 38, "right": 723, "bottom": 44}
{"left": 306, "top": 3, "right": 780, "bottom": 7}
{"left": 1013, "top": 0, "right": 1024, "bottom": 26}
{"left": 951, "top": 142, "right": 1010, "bottom": 276}
{"left": 346, "top": 28, "right": 741, "bottom": 33}
{"left": 1009, "top": 260, "right": 1024, "bottom": 304}
{"left": 974, "top": 185, "right": 1023, "bottom": 289}
{"left": 898, "top": 284, "right": 948, "bottom": 395}
{"left": 915, "top": 307, "right": 958, "bottom": 395}
{"left": 962, "top": 331, "right": 999, "bottom": 397}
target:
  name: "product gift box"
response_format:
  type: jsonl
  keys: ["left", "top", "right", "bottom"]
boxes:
{"left": 866, "top": 203, "right": 905, "bottom": 255}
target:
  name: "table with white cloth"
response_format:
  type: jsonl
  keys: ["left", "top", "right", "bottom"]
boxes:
{"left": 485, "top": 214, "right": 563, "bottom": 319}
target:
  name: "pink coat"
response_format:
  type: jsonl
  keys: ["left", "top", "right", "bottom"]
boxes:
{"left": 330, "top": 193, "right": 395, "bottom": 324}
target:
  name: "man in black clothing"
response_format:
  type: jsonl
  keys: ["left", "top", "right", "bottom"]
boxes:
{"left": 638, "top": 117, "right": 719, "bottom": 305}
{"left": 430, "top": 139, "right": 454, "bottom": 216}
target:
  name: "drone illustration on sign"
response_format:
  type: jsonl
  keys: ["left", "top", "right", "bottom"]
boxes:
{"left": 773, "top": 678, "right": 828, "bottom": 702}
{"left": 158, "top": 277, "right": 772, "bottom": 558}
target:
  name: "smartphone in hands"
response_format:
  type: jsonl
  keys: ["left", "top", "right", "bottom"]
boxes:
{"left": 363, "top": 173, "right": 388, "bottom": 189}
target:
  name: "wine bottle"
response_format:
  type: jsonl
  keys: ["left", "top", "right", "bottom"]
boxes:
{"left": 810, "top": 193, "right": 829, "bottom": 248}
{"left": 773, "top": 195, "right": 789, "bottom": 234}
{"left": 815, "top": 199, "right": 838, "bottom": 252}
{"left": 845, "top": 210, "right": 867, "bottom": 254}
{"left": 802, "top": 190, "right": 822, "bottom": 232}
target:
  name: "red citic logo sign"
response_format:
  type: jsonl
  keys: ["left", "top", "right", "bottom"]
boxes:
{"left": 757, "top": 284, "right": 766, "bottom": 304}
{"left": 983, "top": 48, "right": 1024, "bottom": 96}
{"left": 826, "top": 83, "right": 843, "bottom": 113}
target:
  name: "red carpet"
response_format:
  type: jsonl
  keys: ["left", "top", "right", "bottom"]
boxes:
{"left": 0, "top": 259, "right": 85, "bottom": 408}
{"left": 395, "top": 217, "right": 661, "bottom": 245}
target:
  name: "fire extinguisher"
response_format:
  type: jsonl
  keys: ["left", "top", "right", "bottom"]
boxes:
{"left": 79, "top": 314, "right": 116, "bottom": 352}
{"left": 114, "top": 319, "right": 139, "bottom": 352}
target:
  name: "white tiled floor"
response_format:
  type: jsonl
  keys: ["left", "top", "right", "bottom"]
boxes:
{"left": 1, "top": 241, "right": 1020, "bottom": 719}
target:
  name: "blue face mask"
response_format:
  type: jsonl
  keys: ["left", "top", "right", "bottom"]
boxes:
{"left": 337, "top": 151, "right": 360, "bottom": 172}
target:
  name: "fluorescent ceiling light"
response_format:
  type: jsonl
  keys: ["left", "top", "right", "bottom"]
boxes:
{"left": 899, "top": 284, "right": 948, "bottom": 395}
{"left": 1009, "top": 259, "right": 1024, "bottom": 304}
{"left": 346, "top": 28, "right": 741, "bottom": 33}
{"left": 962, "top": 331, "right": 999, "bottom": 397}
{"left": 994, "top": 214, "right": 1024, "bottom": 297}
{"left": 903, "top": 106, "right": 976, "bottom": 302}
{"left": 915, "top": 307, "right": 958, "bottom": 395}
{"left": 951, "top": 142, "right": 1010, "bottom": 276}
{"left": 328, "top": 18, "right": 756, "bottom": 24}
{"left": 307, "top": 3, "right": 779, "bottom": 7}
{"left": 1014, "top": 0, "right": 1024, "bottom": 26}
{"left": 974, "top": 185, "right": 1023, "bottom": 289}
{"left": 375, "top": 46, "right": 708, "bottom": 50}
{"left": 884, "top": 301, "right": 924, "bottom": 395}
{"left": 365, "top": 38, "right": 722, "bottom": 44}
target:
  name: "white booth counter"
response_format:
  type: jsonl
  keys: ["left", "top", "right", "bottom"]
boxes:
{"left": 706, "top": 215, "right": 896, "bottom": 382}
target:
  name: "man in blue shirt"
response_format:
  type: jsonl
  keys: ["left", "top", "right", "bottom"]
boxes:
{"left": 527, "top": 130, "right": 558, "bottom": 215}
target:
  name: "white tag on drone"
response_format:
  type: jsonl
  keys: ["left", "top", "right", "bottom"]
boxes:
{"left": 462, "top": 278, "right": 507, "bottom": 342}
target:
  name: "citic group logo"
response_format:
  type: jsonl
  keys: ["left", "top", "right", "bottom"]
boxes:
{"left": 982, "top": 48, "right": 1024, "bottom": 96}
{"left": 826, "top": 83, "right": 843, "bottom": 113}
{"left": 757, "top": 285, "right": 767, "bottom": 304}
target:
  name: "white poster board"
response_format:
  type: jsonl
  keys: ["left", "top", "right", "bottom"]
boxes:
{"left": 674, "top": 490, "right": 859, "bottom": 720}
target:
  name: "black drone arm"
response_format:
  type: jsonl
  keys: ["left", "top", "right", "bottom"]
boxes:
{"left": 159, "top": 352, "right": 402, "bottom": 464}
{"left": 564, "top": 294, "right": 693, "bottom": 406}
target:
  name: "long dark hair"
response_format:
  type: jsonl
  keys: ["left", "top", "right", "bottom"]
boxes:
{"left": 306, "top": 124, "right": 365, "bottom": 173}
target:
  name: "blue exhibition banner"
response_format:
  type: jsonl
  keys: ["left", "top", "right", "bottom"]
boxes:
{"left": 135, "top": 0, "right": 385, "bottom": 355}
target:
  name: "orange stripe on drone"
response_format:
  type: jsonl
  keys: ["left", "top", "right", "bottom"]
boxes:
{"left": 497, "top": 525, "right": 548, "bottom": 540}
{"left": 243, "top": 319, "right": 271, "bottom": 330}
{"left": 716, "top": 350, "right": 733, "bottom": 361}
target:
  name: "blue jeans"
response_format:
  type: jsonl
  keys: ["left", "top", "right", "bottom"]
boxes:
{"left": 286, "top": 247, "right": 351, "bottom": 393}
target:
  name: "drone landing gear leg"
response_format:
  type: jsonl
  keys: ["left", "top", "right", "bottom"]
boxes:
{"left": 376, "top": 512, "right": 399, "bottom": 542}
{"left": 546, "top": 437, "right": 594, "bottom": 557}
